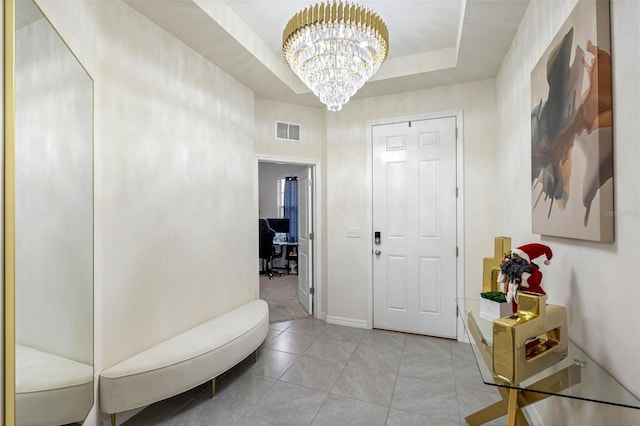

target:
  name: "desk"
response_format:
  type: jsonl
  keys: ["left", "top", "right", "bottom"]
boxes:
{"left": 457, "top": 299, "right": 640, "bottom": 426}
{"left": 273, "top": 241, "right": 298, "bottom": 275}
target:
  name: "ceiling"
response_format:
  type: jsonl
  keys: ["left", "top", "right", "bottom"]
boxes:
{"left": 126, "top": 0, "right": 530, "bottom": 109}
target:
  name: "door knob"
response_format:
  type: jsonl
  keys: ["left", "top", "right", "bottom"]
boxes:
{"left": 375, "top": 250, "right": 381, "bottom": 256}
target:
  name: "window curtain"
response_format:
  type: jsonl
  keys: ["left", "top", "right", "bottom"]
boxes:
{"left": 283, "top": 177, "right": 298, "bottom": 242}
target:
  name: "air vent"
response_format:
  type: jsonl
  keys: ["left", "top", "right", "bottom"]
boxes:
{"left": 275, "top": 121, "right": 301, "bottom": 142}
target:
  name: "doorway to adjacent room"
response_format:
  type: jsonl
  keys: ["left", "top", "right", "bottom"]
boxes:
{"left": 257, "top": 158, "right": 320, "bottom": 323}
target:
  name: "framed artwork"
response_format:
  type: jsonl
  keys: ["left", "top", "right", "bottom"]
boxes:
{"left": 530, "top": 0, "right": 614, "bottom": 242}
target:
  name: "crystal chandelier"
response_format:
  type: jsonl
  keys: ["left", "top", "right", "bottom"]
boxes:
{"left": 282, "top": 1, "right": 389, "bottom": 112}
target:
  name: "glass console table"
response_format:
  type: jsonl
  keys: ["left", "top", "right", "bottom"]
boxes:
{"left": 457, "top": 299, "right": 640, "bottom": 426}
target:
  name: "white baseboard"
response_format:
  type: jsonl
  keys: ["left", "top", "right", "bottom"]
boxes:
{"left": 457, "top": 315, "right": 470, "bottom": 343}
{"left": 325, "top": 315, "right": 369, "bottom": 329}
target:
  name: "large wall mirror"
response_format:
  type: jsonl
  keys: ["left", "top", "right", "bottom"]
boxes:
{"left": 4, "top": 0, "right": 94, "bottom": 424}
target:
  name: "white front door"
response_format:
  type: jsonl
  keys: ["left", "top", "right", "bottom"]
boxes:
{"left": 372, "top": 117, "right": 457, "bottom": 337}
{"left": 297, "top": 168, "right": 313, "bottom": 314}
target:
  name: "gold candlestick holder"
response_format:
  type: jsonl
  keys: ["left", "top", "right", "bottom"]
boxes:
{"left": 482, "top": 236, "right": 511, "bottom": 292}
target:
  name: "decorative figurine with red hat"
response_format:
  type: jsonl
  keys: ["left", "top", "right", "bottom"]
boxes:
{"left": 497, "top": 243, "right": 553, "bottom": 312}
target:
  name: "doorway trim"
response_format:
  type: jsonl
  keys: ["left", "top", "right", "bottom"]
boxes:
{"left": 365, "top": 110, "right": 465, "bottom": 339}
{"left": 255, "top": 154, "right": 324, "bottom": 320}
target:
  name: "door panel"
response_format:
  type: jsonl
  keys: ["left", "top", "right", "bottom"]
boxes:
{"left": 419, "top": 257, "right": 439, "bottom": 313}
{"left": 297, "top": 168, "right": 313, "bottom": 315}
{"left": 387, "top": 255, "right": 407, "bottom": 311}
{"left": 419, "top": 160, "right": 439, "bottom": 238}
{"left": 386, "top": 162, "right": 406, "bottom": 238}
{"left": 373, "top": 117, "right": 457, "bottom": 337}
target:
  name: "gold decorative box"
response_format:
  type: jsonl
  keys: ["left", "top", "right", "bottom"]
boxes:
{"left": 492, "top": 292, "right": 568, "bottom": 384}
{"left": 482, "top": 236, "right": 512, "bottom": 292}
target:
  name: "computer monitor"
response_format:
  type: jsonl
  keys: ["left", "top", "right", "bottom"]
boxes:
{"left": 267, "top": 218, "right": 290, "bottom": 234}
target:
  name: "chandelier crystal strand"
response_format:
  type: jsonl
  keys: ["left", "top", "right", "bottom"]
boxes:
{"left": 283, "top": 1, "right": 389, "bottom": 112}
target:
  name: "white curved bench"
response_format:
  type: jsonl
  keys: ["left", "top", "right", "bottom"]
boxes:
{"left": 99, "top": 299, "right": 269, "bottom": 424}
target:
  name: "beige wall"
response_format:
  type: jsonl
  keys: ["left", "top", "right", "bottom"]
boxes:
{"left": 496, "top": 0, "right": 640, "bottom": 423}
{"left": 38, "top": 1, "right": 257, "bottom": 424}
{"left": 254, "top": 98, "right": 325, "bottom": 160}
{"left": 325, "top": 79, "right": 501, "bottom": 323}
{"left": 258, "top": 162, "right": 307, "bottom": 219}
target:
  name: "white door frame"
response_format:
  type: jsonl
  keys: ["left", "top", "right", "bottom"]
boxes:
{"left": 255, "top": 154, "right": 323, "bottom": 320}
{"left": 366, "top": 110, "right": 465, "bottom": 340}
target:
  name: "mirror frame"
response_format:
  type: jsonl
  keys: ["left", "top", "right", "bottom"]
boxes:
{"left": 4, "top": 1, "right": 95, "bottom": 423}
{"left": 4, "top": 0, "right": 17, "bottom": 423}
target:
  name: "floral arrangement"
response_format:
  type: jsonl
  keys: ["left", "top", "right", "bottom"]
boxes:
{"left": 480, "top": 291, "right": 507, "bottom": 303}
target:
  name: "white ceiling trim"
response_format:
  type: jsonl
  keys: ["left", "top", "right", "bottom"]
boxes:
{"left": 190, "top": 0, "right": 465, "bottom": 94}
{"left": 126, "top": 0, "right": 530, "bottom": 108}
{"left": 192, "top": 0, "right": 307, "bottom": 94}
{"left": 455, "top": 0, "right": 468, "bottom": 59}
{"left": 372, "top": 47, "right": 458, "bottom": 82}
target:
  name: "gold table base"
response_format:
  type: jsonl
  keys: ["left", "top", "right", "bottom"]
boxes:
{"left": 465, "top": 365, "right": 581, "bottom": 426}
{"left": 465, "top": 313, "right": 581, "bottom": 426}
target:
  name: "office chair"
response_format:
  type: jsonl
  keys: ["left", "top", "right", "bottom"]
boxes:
{"left": 259, "top": 219, "right": 283, "bottom": 279}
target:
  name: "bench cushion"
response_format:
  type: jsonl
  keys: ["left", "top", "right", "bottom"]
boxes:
{"left": 17, "top": 344, "right": 93, "bottom": 392}
{"left": 100, "top": 299, "right": 269, "bottom": 414}
{"left": 16, "top": 345, "right": 93, "bottom": 425}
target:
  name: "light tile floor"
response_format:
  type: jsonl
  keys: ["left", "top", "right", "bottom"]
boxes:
{"left": 123, "top": 317, "right": 508, "bottom": 426}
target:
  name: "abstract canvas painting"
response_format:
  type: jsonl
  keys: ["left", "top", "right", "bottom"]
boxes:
{"left": 531, "top": 0, "right": 614, "bottom": 242}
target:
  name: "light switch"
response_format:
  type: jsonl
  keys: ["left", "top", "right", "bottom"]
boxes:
{"left": 347, "top": 227, "right": 361, "bottom": 238}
